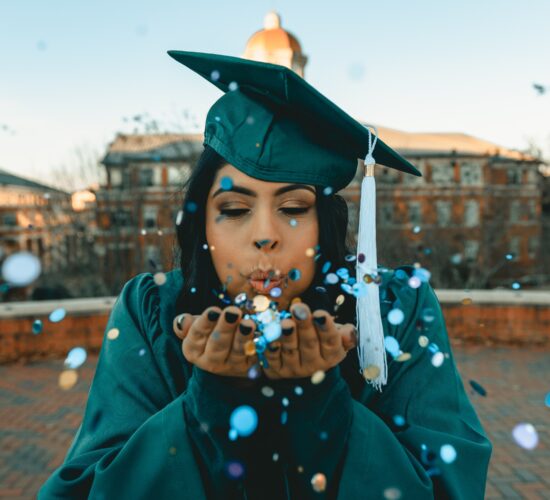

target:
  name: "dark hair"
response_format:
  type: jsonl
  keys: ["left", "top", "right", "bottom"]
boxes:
{"left": 174, "top": 145, "right": 357, "bottom": 324}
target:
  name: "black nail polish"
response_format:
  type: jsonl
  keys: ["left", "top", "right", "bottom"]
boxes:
{"left": 239, "top": 324, "right": 253, "bottom": 335}
{"left": 313, "top": 315, "right": 326, "bottom": 326}
{"left": 207, "top": 310, "right": 220, "bottom": 322}
{"left": 268, "top": 344, "right": 280, "bottom": 352}
{"left": 225, "top": 311, "right": 239, "bottom": 323}
{"left": 282, "top": 326, "right": 294, "bottom": 336}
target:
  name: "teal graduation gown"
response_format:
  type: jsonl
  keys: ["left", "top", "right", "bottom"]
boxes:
{"left": 38, "top": 266, "right": 492, "bottom": 499}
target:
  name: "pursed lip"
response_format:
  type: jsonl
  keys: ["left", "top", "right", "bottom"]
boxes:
{"left": 248, "top": 277, "right": 283, "bottom": 294}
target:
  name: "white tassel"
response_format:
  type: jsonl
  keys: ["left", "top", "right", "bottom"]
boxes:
{"left": 356, "top": 126, "right": 387, "bottom": 390}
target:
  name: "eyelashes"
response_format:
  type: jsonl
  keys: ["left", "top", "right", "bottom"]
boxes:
{"left": 219, "top": 207, "right": 310, "bottom": 219}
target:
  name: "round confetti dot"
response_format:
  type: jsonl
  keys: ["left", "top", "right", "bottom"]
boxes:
{"left": 336, "top": 294, "right": 345, "bottom": 306}
{"left": 450, "top": 253, "right": 462, "bottom": 265}
{"left": 230, "top": 406, "right": 258, "bottom": 437}
{"left": 228, "top": 428, "right": 238, "bottom": 441}
{"left": 440, "top": 444, "right": 457, "bottom": 464}
{"left": 140, "top": 229, "right": 147, "bottom": 235}
{"left": 168, "top": 446, "right": 177, "bottom": 456}
{"left": 345, "top": 254, "right": 356, "bottom": 262}
{"left": 512, "top": 423, "right": 538, "bottom": 450}
{"left": 512, "top": 282, "right": 521, "bottom": 290}
{"left": 281, "top": 411, "right": 288, "bottom": 424}
{"left": 272, "top": 452, "right": 279, "bottom": 462}
{"left": 269, "top": 287, "right": 282, "bottom": 298}
{"left": 64, "top": 347, "right": 87, "bottom": 369}
{"left": 228, "top": 81, "right": 239, "bottom": 91}
{"left": 418, "top": 335, "right": 429, "bottom": 347}
{"left": 138, "top": 348, "right": 146, "bottom": 356}
{"left": 175, "top": 210, "right": 183, "bottom": 225}
{"left": 431, "top": 352, "right": 445, "bottom": 367}
{"left": 461, "top": 297, "right": 473, "bottom": 305}
{"left": 357, "top": 253, "right": 365, "bottom": 263}
{"left": 282, "top": 397, "right": 289, "bottom": 407}
{"left": 311, "top": 473, "right": 327, "bottom": 492}
{"left": 326, "top": 273, "right": 339, "bottom": 285}
{"left": 395, "top": 352, "right": 411, "bottom": 362}
{"left": 322, "top": 261, "right": 331, "bottom": 274}
{"left": 264, "top": 322, "right": 282, "bottom": 342}
{"left": 153, "top": 272, "right": 167, "bottom": 286}
{"left": 319, "top": 431, "right": 328, "bottom": 440}
{"left": 220, "top": 176, "right": 233, "bottom": 190}
{"left": 49, "top": 308, "right": 66, "bottom": 323}
{"left": 289, "top": 268, "right": 301, "bottom": 281}
{"left": 107, "top": 328, "right": 120, "bottom": 340}
{"left": 421, "top": 307, "right": 436, "bottom": 323}
{"left": 311, "top": 370, "right": 326, "bottom": 385}
{"left": 505, "top": 253, "right": 514, "bottom": 261}
{"left": 408, "top": 276, "right": 421, "bottom": 289}
{"left": 185, "top": 201, "right": 197, "bottom": 213}
{"left": 190, "top": 287, "right": 196, "bottom": 293}
{"left": 290, "top": 297, "right": 302, "bottom": 305}
{"left": 252, "top": 295, "right": 270, "bottom": 312}
{"left": 59, "top": 370, "right": 78, "bottom": 390}
{"left": 1, "top": 251, "right": 41, "bottom": 286}
{"left": 305, "top": 247, "right": 315, "bottom": 257}
{"left": 393, "top": 415, "right": 406, "bottom": 426}
{"left": 210, "top": 70, "right": 220, "bottom": 81}
{"left": 294, "top": 386, "right": 303, "bottom": 396}
{"left": 387, "top": 308, "right": 405, "bottom": 326}
{"left": 384, "top": 336, "right": 400, "bottom": 357}
{"left": 413, "top": 268, "right": 431, "bottom": 283}
{"left": 289, "top": 218, "right": 297, "bottom": 227}
{"left": 247, "top": 364, "right": 261, "bottom": 379}
{"left": 412, "top": 225, "right": 422, "bottom": 234}
{"left": 225, "top": 460, "right": 244, "bottom": 479}
{"left": 383, "top": 487, "right": 402, "bottom": 500}
{"left": 32, "top": 319, "right": 43, "bottom": 335}
{"left": 469, "top": 380, "right": 487, "bottom": 397}
{"left": 323, "top": 186, "right": 333, "bottom": 195}
{"left": 545, "top": 392, "right": 550, "bottom": 407}
{"left": 261, "top": 386, "right": 275, "bottom": 398}
{"left": 362, "top": 365, "right": 380, "bottom": 381}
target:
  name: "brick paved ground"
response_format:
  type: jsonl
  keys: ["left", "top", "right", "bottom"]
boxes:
{"left": 0, "top": 346, "right": 549, "bottom": 499}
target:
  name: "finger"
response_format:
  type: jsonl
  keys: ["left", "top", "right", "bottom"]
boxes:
{"left": 338, "top": 323, "right": 357, "bottom": 351}
{"left": 203, "top": 306, "right": 241, "bottom": 363}
{"left": 313, "top": 311, "right": 346, "bottom": 362}
{"left": 279, "top": 318, "right": 299, "bottom": 372}
{"left": 183, "top": 307, "right": 220, "bottom": 359}
{"left": 291, "top": 303, "right": 321, "bottom": 366}
{"left": 227, "top": 318, "right": 255, "bottom": 362}
{"left": 173, "top": 313, "right": 197, "bottom": 340}
{"left": 263, "top": 321, "right": 282, "bottom": 371}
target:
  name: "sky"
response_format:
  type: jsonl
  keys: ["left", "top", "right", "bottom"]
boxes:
{"left": 1, "top": 0, "right": 549, "bottom": 189}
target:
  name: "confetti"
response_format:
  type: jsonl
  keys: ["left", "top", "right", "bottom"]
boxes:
{"left": 431, "top": 352, "right": 445, "bottom": 367}
{"left": 384, "top": 336, "right": 400, "bottom": 357}
{"left": 269, "top": 287, "right": 282, "bottom": 298}
{"left": 305, "top": 248, "right": 315, "bottom": 257}
{"left": 363, "top": 365, "right": 380, "bottom": 380}
{"left": 210, "top": 70, "right": 220, "bottom": 81}
{"left": 469, "top": 380, "right": 487, "bottom": 397}
{"left": 32, "top": 319, "right": 43, "bottom": 335}
{"left": 153, "top": 272, "right": 167, "bottom": 286}
{"left": 311, "top": 473, "right": 327, "bottom": 492}
{"left": 387, "top": 309, "right": 405, "bottom": 326}
{"left": 261, "top": 386, "right": 275, "bottom": 397}
{"left": 220, "top": 176, "right": 233, "bottom": 190}
{"left": 230, "top": 406, "right": 258, "bottom": 437}
{"left": 58, "top": 370, "right": 78, "bottom": 390}
{"left": 244, "top": 340, "right": 256, "bottom": 356}
{"left": 252, "top": 295, "right": 270, "bottom": 312}
{"left": 311, "top": 370, "right": 326, "bottom": 385}
{"left": 228, "top": 81, "right": 239, "bottom": 91}
{"left": 545, "top": 392, "right": 550, "bottom": 407}
{"left": 440, "top": 444, "right": 457, "bottom": 463}
{"left": 168, "top": 446, "right": 177, "bottom": 456}
{"left": 225, "top": 461, "right": 245, "bottom": 479}
{"left": 107, "top": 328, "right": 120, "bottom": 340}
{"left": 393, "top": 415, "right": 406, "bottom": 427}
{"left": 294, "top": 386, "right": 303, "bottom": 396}
{"left": 512, "top": 423, "right": 538, "bottom": 450}
{"left": 64, "top": 347, "right": 87, "bottom": 369}
{"left": 326, "top": 273, "right": 339, "bottom": 285}
{"left": 1, "top": 251, "right": 41, "bottom": 286}
{"left": 323, "top": 186, "right": 333, "bottom": 195}
{"left": 289, "top": 268, "right": 301, "bottom": 281}
{"left": 395, "top": 352, "right": 411, "bottom": 362}
{"left": 49, "top": 308, "right": 66, "bottom": 323}
{"left": 383, "top": 487, "right": 402, "bottom": 499}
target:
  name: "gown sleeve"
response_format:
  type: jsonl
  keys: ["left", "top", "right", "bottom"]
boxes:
{"left": 38, "top": 273, "right": 207, "bottom": 500}
{"left": 336, "top": 268, "right": 493, "bottom": 499}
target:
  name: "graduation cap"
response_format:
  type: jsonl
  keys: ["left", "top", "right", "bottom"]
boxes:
{"left": 168, "top": 50, "right": 421, "bottom": 389}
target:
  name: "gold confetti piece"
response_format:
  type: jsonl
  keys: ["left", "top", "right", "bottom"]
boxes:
{"left": 418, "top": 335, "right": 429, "bottom": 347}
{"left": 362, "top": 365, "right": 380, "bottom": 380}
{"left": 336, "top": 294, "right": 345, "bottom": 305}
{"left": 305, "top": 247, "right": 315, "bottom": 257}
{"left": 290, "top": 297, "right": 302, "bottom": 305}
{"left": 59, "top": 369, "right": 78, "bottom": 390}
{"left": 383, "top": 487, "right": 402, "bottom": 499}
{"left": 244, "top": 340, "right": 256, "bottom": 356}
{"left": 252, "top": 295, "right": 270, "bottom": 312}
{"left": 297, "top": 465, "right": 304, "bottom": 473}
{"left": 168, "top": 446, "right": 177, "bottom": 455}
{"left": 396, "top": 352, "right": 411, "bottom": 362}
{"left": 461, "top": 297, "right": 473, "bottom": 305}
{"left": 107, "top": 328, "right": 119, "bottom": 340}
{"left": 311, "top": 370, "right": 325, "bottom": 385}
{"left": 311, "top": 473, "right": 327, "bottom": 493}
{"left": 153, "top": 272, "right": 167, "bottom": 286}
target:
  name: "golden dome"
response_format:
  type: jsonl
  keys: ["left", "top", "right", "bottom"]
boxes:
{"left": 244, "top": 11, "right": 303, "bottom": 55}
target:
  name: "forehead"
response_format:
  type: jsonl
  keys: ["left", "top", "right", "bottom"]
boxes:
{"left": 211, "top": 164, "right": 314, "bottom": 194}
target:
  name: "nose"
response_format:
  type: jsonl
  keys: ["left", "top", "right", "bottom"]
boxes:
{"left": 254, "top": 239, "right": 278, "bottom": 250}
{"left": 251, "top": 209, "right": 280, "bottom": 252}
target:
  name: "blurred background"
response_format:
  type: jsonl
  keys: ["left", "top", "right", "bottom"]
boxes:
{"left": 0, "top": 1, "right": 549, "bottom": 498}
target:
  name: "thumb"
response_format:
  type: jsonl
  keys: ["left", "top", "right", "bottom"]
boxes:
{"left": 173, "top": 313, "right": 197, "bottom": 340}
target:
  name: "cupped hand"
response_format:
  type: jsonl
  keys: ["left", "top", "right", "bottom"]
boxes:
{"left": 262, "top": 303, "right": 357, "bottom": 379}
{"left": 172, "top": 306, "right": 258, "bottom": 377}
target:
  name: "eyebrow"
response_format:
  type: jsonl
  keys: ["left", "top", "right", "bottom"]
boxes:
{"left": 212, "top": 183, "right": 316, "bottom": 198}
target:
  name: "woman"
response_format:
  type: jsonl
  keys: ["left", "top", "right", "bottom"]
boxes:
{"left": 39, "top": 52, "right": 491, "bottom": 499}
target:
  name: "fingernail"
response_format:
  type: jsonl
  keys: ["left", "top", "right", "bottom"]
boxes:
{"left": 207, "top": 310, "right": 221, "bottom": 322}
{"left": 282, "top": 326, "right": 294, "bottom": 336}
{"left": 313, "top": 315, "right": 326, "bottom": 326}
{"left": 239, "top": 324, "right": 253, "bottom": 335}
{"left": 176, "top": 314, "right": 186, "bottom": 329}
{"left": 292, "top": 305, "right": 308, "bottom": 321}
{"left": 268, "top": 344, "right": 280, "bottom": 352}
{"left": 225, "top": 311, "right": 239, "bottom": 323}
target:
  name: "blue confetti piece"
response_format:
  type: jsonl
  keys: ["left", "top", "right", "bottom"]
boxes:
{"left": 230, "top": 406, "right": 258, "bottom": 437}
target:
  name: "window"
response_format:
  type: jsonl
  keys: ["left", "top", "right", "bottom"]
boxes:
{"left": 378, "top": 168, "right": 400, "bottom": 185}
{"left": 507, "top": 168, "right": 522, "bottom": 185}
{"left": 509, "top": 200, "right": 521, "bottom": 223}
{"left": 138, "top": 168, "right": 154, "bottom": 187}
{"left": 436, "top": 201, "right": 452, "bottom": 227}
{"left": 460, "top": 163, "right": 482, "bottom": 186}
{"left": 110, "top": 169, "right": 122, "bottom": 187}
{"left": 403, "top": 163, "right": 425, "bottom": 185}
{"left": 431, "top": 164, "right": 454, "bottom": 184}
{"left": 407, "top": 202, "right": 422, "bottom": 225}
{"left": 112, "top": 210, "right": 133, "bottom": 227}
{"left": 528, "top": 236, "right": 539, "bottom": 259}
{"left": 464, "top": 240, "right": 479, "bottom": 261}
{"left": 143, "top": 206, "right": 158, "bottom": 228}
{"left": 145, "top": 245, "right": 161, "bottom": 267}
{"left": 509, "top": 236, "right": 521, "bottom": 259}
{"left": 379, "top": 202, "right": 394, "bottom": 225}
{"left": 464, "top": 200, "right": 479, "bottom": 227}
{"left": 527, "top": 200, "right": 537, "bottom": 219}
{"left": 2, "top": 213, "right": 17, "bottom": 226}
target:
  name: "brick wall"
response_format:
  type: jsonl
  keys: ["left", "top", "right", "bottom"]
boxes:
{"left": 0, "top": 291, "right": 549, "bottom": 363}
